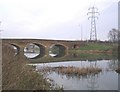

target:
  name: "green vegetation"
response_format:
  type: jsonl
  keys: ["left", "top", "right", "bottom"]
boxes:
{"left": 76, "top": 43, "right": 113, "bottom": 51}
{"left": 73, "top": 53, "right": 115, "bottom": 60}
{"left": 71, "top": 42, "right": 118, "bottom": 55}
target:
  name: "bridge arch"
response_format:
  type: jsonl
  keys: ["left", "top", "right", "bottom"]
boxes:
{"left": 9, "top": 43, "right": 20, "bottom": 55}
{"left": 49, "top": 43, "right": 68, "bottom": 57}
{"left": 24, "top": 43, "right": 46, "bottom": 59}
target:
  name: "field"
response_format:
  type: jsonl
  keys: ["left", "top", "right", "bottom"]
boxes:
{"left": 72, "top": 42, "right": 118, "bottom": 53}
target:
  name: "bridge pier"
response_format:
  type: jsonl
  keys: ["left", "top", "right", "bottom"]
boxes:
{"left": 44, "top": 45, "right": 51, "bottom": 57}
{"left": 19, "top": 47, "right": 26, "bottom": 59}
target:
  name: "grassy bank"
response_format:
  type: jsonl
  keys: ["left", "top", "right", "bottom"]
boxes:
{"left": 72, "top": 42, "right": 118, "bottom": 54}
{"left": 77, "top": 43, "right": 117, "bottom": 51}
{"left": 78, "top": 43, "right": 113, "bottom": 50}
{"left": 72, "top": 53, "right": 115, "bottom": 61}
{"left": 2, "top": 44, "right": 61, "bottom": 90}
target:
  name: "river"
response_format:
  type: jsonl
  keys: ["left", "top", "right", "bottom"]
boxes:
{"left": 27, "top": 53, "right": 118, "bottom": 90}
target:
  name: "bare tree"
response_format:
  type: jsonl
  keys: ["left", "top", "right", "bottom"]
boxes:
{"left": 108, "top": 28, "right": 120, "bottom": 43}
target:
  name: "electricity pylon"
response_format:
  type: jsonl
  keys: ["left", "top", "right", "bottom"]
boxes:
{"left": 87, "top": 6, "right": 100, "bottom": 41}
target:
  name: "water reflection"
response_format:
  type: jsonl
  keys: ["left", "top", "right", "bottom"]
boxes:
{"left": 27, "top": 51, "right": 118, "bottom": 90}
{"left": 27, "top": 52, "right": 117, "bottom": 63}
{"left": 107, "top": 59, "right": 118, "bottom": 71}
{"left": 87, "top": 74, "right": 99, "bottom": 90}
{"left": 32, "top": 59, "right": 118, "bottom": 90}
{"left": 72, "top": 53, "right": 79, "bottom": 58}
{"left": 49, "top": 44, "right": 66, "bottom": 57}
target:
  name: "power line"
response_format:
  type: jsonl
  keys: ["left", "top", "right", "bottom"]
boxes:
{"left": 87, "top": 6, "right": 100, "bottom": 41}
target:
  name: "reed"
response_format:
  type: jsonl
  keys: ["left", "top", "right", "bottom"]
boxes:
{"left": 39, "top": 66, "right": 102, "bottom": 76}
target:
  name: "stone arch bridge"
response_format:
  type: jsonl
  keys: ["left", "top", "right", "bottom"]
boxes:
{"left": 2, "top": 39, "right": 85, "bottom": 62}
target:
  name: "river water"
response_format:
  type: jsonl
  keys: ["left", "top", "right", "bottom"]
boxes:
{"left": 31, "top": 59, "right": 118, "bottom": 90}
{"left": 25, "top": 52, "right": 118, "bottom": 90}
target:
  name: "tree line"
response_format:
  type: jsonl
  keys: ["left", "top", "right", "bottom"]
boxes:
{"left": 108, "top": 28, "right": 120, "bottom": 43}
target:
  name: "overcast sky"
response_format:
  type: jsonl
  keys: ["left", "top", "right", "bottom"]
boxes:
{"left": 0, "top": 0, "right": 119, "bottom": 41}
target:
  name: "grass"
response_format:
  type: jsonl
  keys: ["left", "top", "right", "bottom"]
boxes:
{"left": 72, "top": 53, "right": 115, "bottom": 61}
{"left": 70, "top": 42, "right": 118, "bottom": 55}
{"left": 75, "top": 43, "right": 114, "bottom": 51}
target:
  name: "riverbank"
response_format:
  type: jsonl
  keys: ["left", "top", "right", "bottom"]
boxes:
{"left": 71, "top": 42, "right": 118, "bottom": 54}
{"left": 2, "top": 44, "right": 62, "bottom": 90}
{"left": 71, "top": 50, "right": 113, "bottom": 54}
